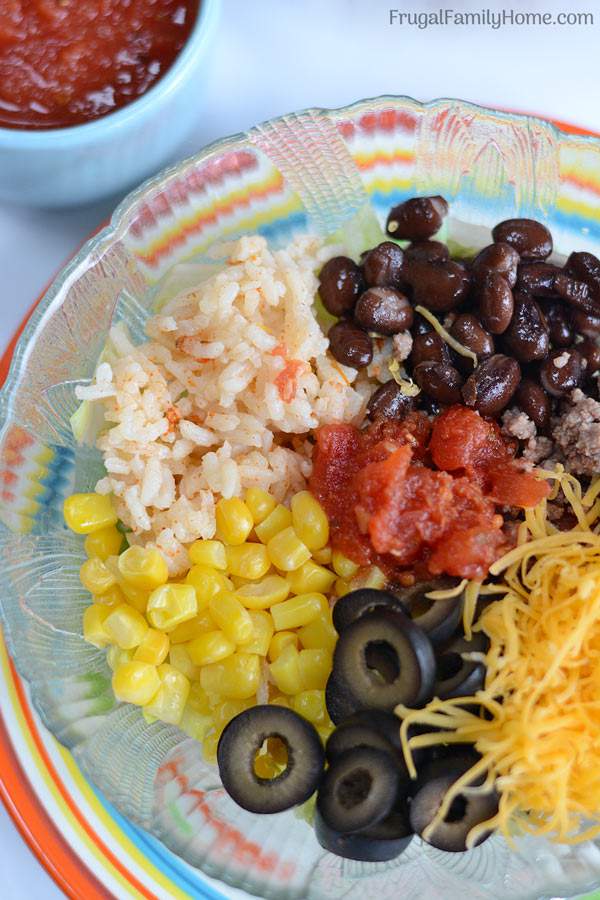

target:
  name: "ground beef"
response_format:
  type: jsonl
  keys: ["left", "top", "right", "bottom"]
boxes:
{"left": 522, "top": 436, "right": 555, "bottom": 465}
{"left": 502, "top": 407, "right": 537, "bottom": 441}
{"left": 392, "top": 330, "right": 413, "bottom": 362}
{"left": 552, "top": 388, "right": 600, "bottom": 476}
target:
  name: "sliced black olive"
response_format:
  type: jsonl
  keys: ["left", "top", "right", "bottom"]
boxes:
{"left": 332, "top": 588, "right": 407, "bottom": 633}
{"left": 326, "top": 722, "right": 398, "bottom": 764}
{"left": 410, "top": 759, "right": 498, "bottom": 852}
{"left": 314, "top": 798, "right": 413, "bottom": 861}
{"left": 434, "top": 635, "right": 487, "bottom": 700}
{"left": 340, "top": 709, "right": 429, "bottom": 770}
{"left": 325, "top": 610, "right": 436, "bottom": 722}
{"left": 316, "top": 746, "right": 399, "bottom": 834}
{"left": 397, "top": 578, "right": 464, "bottom": 645}
{"left": 217, "top": 705, "right": 325, "bottom": 814}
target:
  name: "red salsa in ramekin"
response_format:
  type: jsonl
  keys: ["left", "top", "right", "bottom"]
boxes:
{"left": 0, "top": 0, "right": 199, "bottom": 130}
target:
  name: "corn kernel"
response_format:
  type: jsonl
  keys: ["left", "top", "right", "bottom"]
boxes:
{"left": 147, "top": 583, "right": 197, "bottom": 631}
{"left": 169, "top": 644, "right": 201, "bottom": 681}
{"left": 254, "top": 504, "right": 292, "bottom": 544}
{"left": 268, "top": 631, "right": 299, "bottom": 662}
{"left": 144, "top": 663, "right": 190, "bottom": 725}
{"left": 106, "top": 646, "right": 134, "bottom": 670}
{"left": 334, "top": 578, "right": 351, "bottom": 597}
{"left": 187, "top": 682, "right": 212, "bottom": 715}
{"left": 312, "top": 546, "right": 332, "bottom": 565}
{"left": 266, "top": 736, "right": 289, "bottom": 765}
{"left": 270, "top": 643, "right": 302, "bottom": 695}
{"left": 267, "top": 527, "right": 311, "bottom": 572}
{"left": 298, "top": 614, "right": 337, "bottom": 655}
{"left": 64, "top": 493, "right": 117, "bottom": 534}
{"left": 84, "top": 525, "right": 123, "bottom": 560}
{"left": 79, "top": 557, "right": 117, "bottom": 596}
{"left": 271, "top": 592, "right": 324, "bottom": 631}
{"left": 235, "top": 574, "right": 290, "bottom": 609}
{"left": 200, "top": 652, "right": 260, "bottom": 699}
{"left": 134, "top": 629, "right": 170, "bottom": 665}
{"left": 180, "top": 705, "right": 212, "bottom": 741}
{"left": 253, "top": 754, "right": 280, "bottom": 779}
{"left": 187, "top": 630, "right": 235, "bottom": 666}
{"left": 299, "top": 648, "right": 332, "bottom": 690}
{"left": 118, "top": 582, "right": 150, "bottom": 613}
{"left": 245, "top": 487, "right": 276, "bottom": 525}
{"left": 332, "top": 550, "right": 360, "bottom": 579}
{"left": 104, "top": 603, "right": 148, "bottom": 649}
{"left": 287, "top": 560, "right": 336, "bottom": 596}
{"left": 112, "top": 661, "right": 160, "bottom": 705}
{"left": 292, "top": 689, "right": 327, "bottom": 724}
{"left": 225, "top": 543, "right": 270, "bottom": 580}
{"left": 353, "top": 565, "right": 387, "bottom": 590}
{"left": 317, "top": 722, "right": 336, "bottom": 745}
{"left": 188, "top": 539, "right": 227, "bottom": 570}
{"left": 118, "top": 546, "right": 169, "bottom": 590}
{"left": 94, "top": 584, "right": 126, "bottom": 608}
{"left": 215, "top": 497, "right": 253, "bottom": 546}
{"left": 269, "top": 693, "right": 291, "bottom": 708}
{"left": 202, "top": 729, "right": 220, "bottom": 764}
{"left": 169, "top": 609, "right": 215, "bottom": 643}
{"left": 242, "top": 610, "right": 274, "bottom": 656}
{"left": 211, "top": 697, "right": 255, "bottom": 732}
{"left": 83, "top": 604, "right": 112, "bottom": 648}
{"left": 185, "top": 564, "right": 232, "bottom": 607}
{"left": 209, "top": 591, "right": 253, "bottom": 644}
{"left": 291, "top": 491, "right": 329, "bottom": 552}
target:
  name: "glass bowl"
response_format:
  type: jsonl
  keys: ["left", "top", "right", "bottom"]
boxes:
{"left": 2, "top": 95, "right": 600, "bottom": 900}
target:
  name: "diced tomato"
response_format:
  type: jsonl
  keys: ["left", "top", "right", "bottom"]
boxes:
{"left": 487, "top": 464, "right": 550, "bottom": 508}
{"left": 430, "top": 405, "right": 509, "bottom": 472}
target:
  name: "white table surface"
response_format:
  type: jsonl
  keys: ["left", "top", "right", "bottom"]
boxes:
{"left": 1, "top": 0, "right": 600, "bottom": 895}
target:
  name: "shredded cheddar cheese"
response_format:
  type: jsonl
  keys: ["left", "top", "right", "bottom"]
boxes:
{"left": 398, "top": 467, "right": 600, "bottom": 847}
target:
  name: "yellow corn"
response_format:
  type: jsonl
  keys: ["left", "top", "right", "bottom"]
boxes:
{"left": 334, "top": 578, "right": 351, "bottom": 597}
{"left": 144, "top": 663, "right": 190, "bottom": 725}
{"left": 353, "top": 565, "right": 387, "bottom": 590}
{"left": 242, "top": 610, "right": 274, "bottom": 656}
{"left": 254, "top": 504, "right": 292, "bottom": 544}
{"left": 268, "top": 631, "right": 299, "bottom": 662}
{"left": 317, "top": 721, "right": 336, "bottom": 745}
{"left": 83, "top": 604, "right": 112, "bottom": 648}
{"left": 147, "top": 583, "right": 197, "bottom": 631}
{"left": 209, "top": 592, "right": 253, "bottom": 644}
{"left": 269, "top": 693, "right": 291, "bottom": 708}
{"left": 79, "top": 557, "right": 116, "bottom": 596}
{"left": 245, "top": 487, "right": 276, "bottom": 525}
{"left": 84, "top": 525, "right": 123, "bottom": 560}
{"left": 225, "top": 543, "right": 270, "bottom": 580}
{"left": 188, "top": 539, "right": 227, "bottom": 570}
{"left": 211, "top": 697, "right": 255, "bottom": 732}
{"left": 253, "top": 754, "right": 280, "bottom": 779}
{"left": 299, "top": 648, "right": 331, "bottom": 690}
{"left": 312, "top": 546, "right": 332, "bottom": 565}
{"left": 235, "top": 574, "right": 290, "bottom": 610}
{"left": 332, "top": 550, "right": 360, "bottom": 579}
{"left": 169, "top": 609, "right": 215, "bottom": 644}
{"left": 112, "top": 661, "right": 161, "bottom": 705}
{"left": 287, "top": 560, "right": 336, "bottom": 596}
{"left": 119, "top": 583, "right": 150, "bottom": 613}
{"left": 185, "top": 564, "right": 232, "bottom": 608}
{"left": 291, "top": 491, "right": 329, "bottom": 551}
{"left": 267, "top": 527, "right": 311, "bottom": 572}
{"left": 133, "top": 629, "right": 170, "bottom": 665}
{"left": 202, "top": 729, "right": 221, "bottom": 764}
{"left": 215, "top": 497, "right": 253, "bottom": 545}
{"left": 200, "top": 652, "right": 260, "bottom": 699}
{"left": 298, "top": 614, "right": 337, "bottom": 655}
{"left": 292, "top": 689, "right": 327, "bottom": 724}
{"left": 270, "top": 643, "right": 302, "bottom": 695}
{"left": 104, "top": 603, "right": 148, "bottom": 650}
{"left": 118, "top": 546, "right": 169, "bottom": 590}
{"left": 94, "top": 584, "right": 126, "bottom": 608}
{"left": 187, "top": 630, "right": 235, "bottom": 666}
{"left": 180, "top": 705, "right": 212, "bottom": 741}
{"left": 187, "top": 682, "right": 212, "bottom": 715}
{"left": 270, "top": 592, "right": 324, "bottom": 631}
{"left": 168, "top": 644, "right": 201, "bottom": 681}
{"left": 64, "top": 493, "right": 118, "bottom": 534}
{"left": 106, "top": 646, "right": 134, "bottom": 670}
{"left": 267, "top": 736, "right": 289, "bottom": 765}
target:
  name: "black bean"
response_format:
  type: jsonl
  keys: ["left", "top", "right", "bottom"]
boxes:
{"left": 477, "top": 273, "right": 514, "bottom": 334}
{"left": 419, "top": 395, "right": 444, "bottom": 416}
{"left": 541, "top": 301, "right": 572, "bottom": 348}
{"left": 503, "top": 294, "right": 549, "bottom": 363}
{"left": 355, "top": 287, "right": 413, "bottom": 336}
{"left": 450, "top": 314, "right": 494, "bottom": 373}
{"left": 462, "top": 354, "right": 521, "bottom": 417}
{"left": 328, "top": 320, "right": 373, "bottom": 368}
{"left": 565, "top": 251, "right": 600, "bottom": 303}
{"left": 515, "top": 262, "right": 561, "bottom": 297}
{"left": 471, "top": 242, "right": 520, "bottom": 288}
{"left": 412, "top": 311, "right": 434, "bottom": 334}
{"left": 554, "top": 272, "right": 595, "bottom": 313}
{"left": 514, "top": 379, "right": 551, "bottom": 430}
{"left": 386, "top": 196, "right": 448, "bottom": 241}
{"left": 403, "top": 259, "right": 471, "bottom": 312}
{"left": 578, "top": 337, "right": 600, "bottom": 375}
{"left": 572, "top": 309, "right": 600, "bottom": 337}
{"left": 414, "top": 361, "right": 463, "bottom": 405}
{"left": 405, "top": 240, "right": 450, "bottom": 264}
{"left": 367, "top": 380, "right": 416, "bottom": 421}
{"left": 410, "top": 331, "right": 451, "bottom": 368}
{"left": 362, "top": 242, "right": 405, "bottom": 288}
{"left": 539, "top": 348, "right": 585, "bottom": 397}
{"left": 492, "top": 219, "right": 553, "bottom": 261}
{"left": 319, "top": 257, "right": 364, "bottom": 317}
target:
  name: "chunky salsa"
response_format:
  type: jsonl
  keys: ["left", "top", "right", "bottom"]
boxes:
{"left": 0, "top": 0, "right": 198, "bottom": 129}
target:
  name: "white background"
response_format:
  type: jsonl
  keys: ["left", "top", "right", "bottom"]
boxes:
{"left": 1, "top": 0, "right": 599, "bottom": 895}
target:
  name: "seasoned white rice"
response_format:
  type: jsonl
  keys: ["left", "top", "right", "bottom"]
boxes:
{"left": 78, "top": 234, "right": 371, "bottom": 573}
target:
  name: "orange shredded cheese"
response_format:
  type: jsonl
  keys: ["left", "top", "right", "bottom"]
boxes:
{"left": 397, "top": 467, "right": 600, "bottom": 847}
